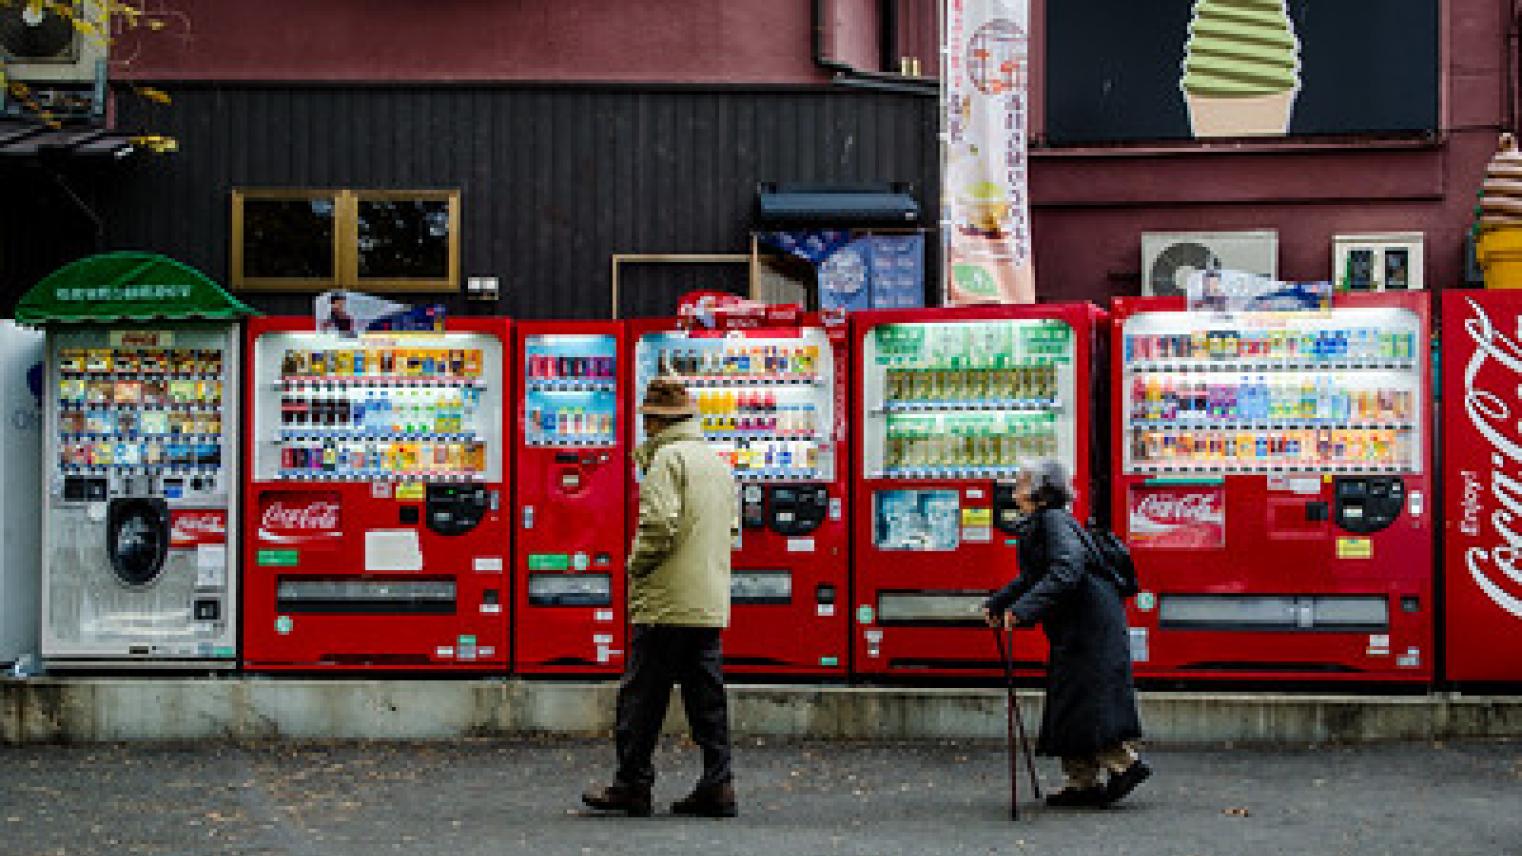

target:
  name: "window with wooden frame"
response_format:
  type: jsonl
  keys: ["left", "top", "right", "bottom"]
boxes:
{"left": 232, "top": 189, "right": 461, "bottom": 293}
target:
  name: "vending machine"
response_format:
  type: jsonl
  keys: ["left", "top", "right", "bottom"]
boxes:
{"left": 0, "top": 322, "right": 46, "bottom": 668}
{"left": 513, "top": 321, "right": 627, "bottom": 675}
{"left": 1111, "top": 292, "right": 1433, "bottom": 683}
{"left": 628, "top": 301, "right": 850, "bottom": 677}
{"left": 1440, "top": 290, "right": 1522, "bottom": 685}
{"left": 18, "top": 252, "right": 254, "bottom": 670}
{"left": 851, "top": 304, "right": 1105, "bottom": 679}
{"left": 242, "top": 316, "right": 511, "bottom": 671}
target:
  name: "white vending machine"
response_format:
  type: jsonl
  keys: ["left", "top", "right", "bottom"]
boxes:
{"left": 19, "top": 252, "right": 255, "bottom": 670}
{"left": 0, "top": 321, "right": 45, "bottom": 668}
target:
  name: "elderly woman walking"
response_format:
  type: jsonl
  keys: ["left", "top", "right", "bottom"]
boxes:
{"left": 983, "top": 459, "right": 1150, "bottom": 809}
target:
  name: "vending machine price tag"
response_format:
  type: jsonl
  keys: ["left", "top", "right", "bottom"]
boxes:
{"left": 372, "top": 482, "right": 393, "bottom": 499}
{"left": 258, "top": 549, "right": 299, "bottom": 567}
{"left": 395, "top": 483, "right": 425, "bottom": 501}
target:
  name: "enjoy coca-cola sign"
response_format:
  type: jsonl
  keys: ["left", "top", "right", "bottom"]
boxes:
{"left": 1453, "top": 297, "right": 1522, "bottom": 621}
{"left": 257, "top": 492, "right": 342, "bottom": 545}
{"left": 1128, "top": 486, "right": 1225, "bottom": 549}
{"left": 170, "top": 509, "right": 226, "bottom": 548}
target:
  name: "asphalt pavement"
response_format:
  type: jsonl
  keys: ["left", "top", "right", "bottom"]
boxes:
{"left": 1, "top": 737, "right": 1519, "bottom": 855}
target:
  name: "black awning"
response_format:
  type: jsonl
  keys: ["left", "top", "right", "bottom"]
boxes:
{"left": 756, "top": 182, "right": 920, "bottom": 227}
{"left": 0, "top": 119, "right": 136, "bottom": 162}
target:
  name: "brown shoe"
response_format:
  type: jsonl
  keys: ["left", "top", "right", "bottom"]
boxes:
{"left": 671, "top": 782, "right": 738, "bottom": 818}
{"left": 581, "top": 782, "right": 653, "bottom": 817}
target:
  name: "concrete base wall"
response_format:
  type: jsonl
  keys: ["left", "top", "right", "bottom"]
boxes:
{"left": 3, "top": 679, "right": 1520, "bottom": 745}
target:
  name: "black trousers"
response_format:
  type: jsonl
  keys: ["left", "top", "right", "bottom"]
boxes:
{"left": 614, "top": 624, "right": 732, "bottom": 791}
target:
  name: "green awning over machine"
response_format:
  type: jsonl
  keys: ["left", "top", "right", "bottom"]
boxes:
{"left": 15, "top": 251, "right": 258, "bottom": 325}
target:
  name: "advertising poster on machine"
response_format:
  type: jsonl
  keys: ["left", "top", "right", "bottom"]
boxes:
{"left": 1441, "top": 291, "right": 1522, "bottom": 683}
{"left": 943, "top": 0, "right": 1035, "bottom": 306}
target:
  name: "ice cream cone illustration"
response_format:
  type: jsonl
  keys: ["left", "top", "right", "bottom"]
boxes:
{"left": 1181, "top": 0, "right": 1300, "bottom": 138}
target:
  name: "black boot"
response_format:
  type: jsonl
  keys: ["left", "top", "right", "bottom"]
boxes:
{"left": 1044, "top": 785, "right": 1107, "bottom": 808}
{"left": 671, "top": 782, "right": 738, "bottom": 818}
{"left": 1104, "top": 760, "right": 1152, "bottom": 805}
{"left": 582, "top": 782, "right": 653, "bottom": 817}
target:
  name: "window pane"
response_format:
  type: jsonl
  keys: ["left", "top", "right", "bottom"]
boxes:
{"left": 356, "top": 198, "right": 451, "bottom": 280}
{"left": 242, "top": 198, "right": 336, "bottom": 279}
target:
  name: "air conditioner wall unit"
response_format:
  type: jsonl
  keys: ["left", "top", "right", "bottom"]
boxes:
{"left": 1140, "top": 230, "right": 1279, "bottom": 297}
{"left": 0, "top": 0, "right": 106, "bottom": 84}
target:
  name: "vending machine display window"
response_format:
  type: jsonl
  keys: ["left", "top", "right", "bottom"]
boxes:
{"left": 1121, "top": 308, "right": 1423, "bottom": 476}
{"left": 523, "top": 334, "right": 617, "bottom": 447}
{"left": 860, "top": 319, "right": 1077, "bottom": 479}
{"left": 250, "top": 332, "right": 505, "bottom": 482}
{"left": 633, "top": 328, "right": 836, "bottom": 482}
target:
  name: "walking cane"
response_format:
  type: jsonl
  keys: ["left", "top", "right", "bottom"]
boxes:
{"left": 993, "top": 623, "right": 1042, "bottom": 820}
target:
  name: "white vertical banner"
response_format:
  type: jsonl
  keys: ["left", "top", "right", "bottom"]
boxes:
{"left": 942, "top": 0, "right": 1034, "bottom": 306}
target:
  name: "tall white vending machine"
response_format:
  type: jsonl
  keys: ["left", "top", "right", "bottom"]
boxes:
{"left": 18, "top": 253, "right": 257, "bottom": 670}
{"left": 0, "top": 321, "right": 45, "bottom": 668}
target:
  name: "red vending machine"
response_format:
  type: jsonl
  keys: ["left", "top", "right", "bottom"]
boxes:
{"left": 627, "top": 301, "right": 849, "bottom": 677}
{"left": 1440, "top": 291, "right": 1522, "bottom": 685}
{"left": 242, "top": 317, "right": 512, "bottom": 671}
{"left": 1111, "top": 292, "right": 1433, "bottom": 683}
{"left": 513, "top": 321, "right": 627, "bottom": 674}
{"left": 850, "top": 304, "right": 1105, "bottom": 679}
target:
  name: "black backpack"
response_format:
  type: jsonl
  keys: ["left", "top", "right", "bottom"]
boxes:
{"left": 1070, "top": 519, "right": 1140, "bottom": 599}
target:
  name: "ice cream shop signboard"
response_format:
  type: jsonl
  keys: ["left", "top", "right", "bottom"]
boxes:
{"left": 1045, "top": 0, "right": 1438, "bottom": 144}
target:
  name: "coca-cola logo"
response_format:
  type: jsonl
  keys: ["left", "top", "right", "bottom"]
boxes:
{"left": 1458, "top": 298, "right": 1522, "bottom": 620}
{"left": 1129, "top": 486, "right": 1225, "bottom": 549}
{"left": 169, "top": 510, "right": 227, "bottom": 548}
{"left": 1134, "top": 492, "right": 1222, "bottom": 525}
{"left": 257, "top": 492, "right": 342, "bottom": 544}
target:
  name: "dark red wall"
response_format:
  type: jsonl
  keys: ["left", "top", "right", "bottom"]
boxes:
{"left": 112, "top": 0, "right": 837, "bottom": 83}
{"left": 107, "top": 0, "right": 1511, "bottom": 300}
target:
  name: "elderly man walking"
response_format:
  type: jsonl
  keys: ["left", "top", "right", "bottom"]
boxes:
{"left": 582, "top": 376, "right": 740, "bottom": 818}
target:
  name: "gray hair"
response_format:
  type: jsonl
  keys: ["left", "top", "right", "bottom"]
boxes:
{"left": 1018, "top": 458, "right": 1074, "bottom": 509}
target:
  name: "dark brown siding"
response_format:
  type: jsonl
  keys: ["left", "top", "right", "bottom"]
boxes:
{"left": 13, "top": 84, "right": 936, "bottom": 318}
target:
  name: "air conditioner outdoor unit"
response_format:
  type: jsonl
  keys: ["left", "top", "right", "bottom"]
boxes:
{"left": 1140, "top": 230, "right": 1279, "bottom": 297}
{"left": 0, "top": 0, "right": 106, "bottom": 84}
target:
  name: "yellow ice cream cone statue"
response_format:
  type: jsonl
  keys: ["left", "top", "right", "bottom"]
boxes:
{"left": 1479, "top": 133, "right": 1522, "bottom": 289}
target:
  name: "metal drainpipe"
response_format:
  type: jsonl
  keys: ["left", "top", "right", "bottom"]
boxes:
{"left": 812, "top": 0, "right": 937, "bottom": 95}
{"left": 1511, "top": 0, "right": 1521, "bottom": 132}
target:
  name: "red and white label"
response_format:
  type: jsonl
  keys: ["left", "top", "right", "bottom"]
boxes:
{"left": 1128, "top": 486, "right": 1225, "bottom": 549}
{"left": 257, "top": 492, "right": 342, "bottom": 545}
{"left": 170, "top": 509, "right": 227, "bottom": 548}
{"left": 1450, "top": 296, "right": 1522, "bottom": 621}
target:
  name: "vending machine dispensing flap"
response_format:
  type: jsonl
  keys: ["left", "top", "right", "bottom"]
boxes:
{"left": 107, "top": 497, "right": 170, "bottom": 587}
{"left": 768, "top": 484, "right": 828, "bottom": 536}
{"left": 1333, "top": 476, "right": 1404, "bottom": 534}
{"left": 425, "top": 484, "right": 488, "bottom": 536}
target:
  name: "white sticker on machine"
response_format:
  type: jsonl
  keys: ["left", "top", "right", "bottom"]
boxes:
{"left": 594, "top": 610, "right": 614, "bottom": 622}
{"left": 1128, "top": 628, "right": 1149, "bottom": 663}
{"left": 474, "top": 556, "right": 503, "bottom": 573}
{"left": 1367, "top": 633, "right": 1391, "bottom": 656}
{"left": 787, "top": 538, "right": 815, "bottom": 553}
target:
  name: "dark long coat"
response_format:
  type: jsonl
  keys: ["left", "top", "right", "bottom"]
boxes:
{"left": 985, "top": 507, "right": 1142, "bottom": 758}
